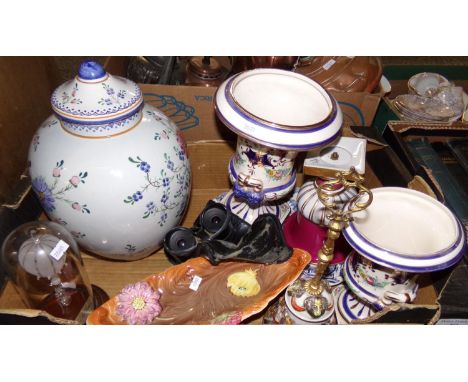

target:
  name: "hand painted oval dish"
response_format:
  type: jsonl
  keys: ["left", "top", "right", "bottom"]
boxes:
{"left": 86, "top": 248, "right": 310, "bottom": 324}
{"left": 343, "top": 187, "right": 466, "bottom": 273}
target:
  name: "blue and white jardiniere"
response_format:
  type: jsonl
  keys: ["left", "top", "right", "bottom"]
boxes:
{"left": 214, "top": 68, "right": 343, "bottom": 223}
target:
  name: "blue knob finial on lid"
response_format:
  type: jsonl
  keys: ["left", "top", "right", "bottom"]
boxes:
{"left": 78, "top": 60, "right": 107, "bottom": 80}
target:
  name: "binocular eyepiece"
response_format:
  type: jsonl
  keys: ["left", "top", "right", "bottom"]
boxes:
{"left": 164, "top": 200, "right": 251, "bottom": 264}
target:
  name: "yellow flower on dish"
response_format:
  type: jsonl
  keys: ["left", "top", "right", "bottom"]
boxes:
{"left": 227, "top": 269, "right": 261, "bottom": 297}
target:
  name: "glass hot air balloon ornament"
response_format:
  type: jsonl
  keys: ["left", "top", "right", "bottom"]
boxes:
{"left": 1, "top": 221, "right": 100, "bottom": 323}
{"left": 213, "top": 68, "right": 343, "bottom": 224}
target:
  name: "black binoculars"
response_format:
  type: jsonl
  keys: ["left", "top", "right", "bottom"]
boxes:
{"left": 164, "top": 200, "right": 251, "bottom": 264}
{"left": 164, "top": 200, "right": 292, "bottom": 265}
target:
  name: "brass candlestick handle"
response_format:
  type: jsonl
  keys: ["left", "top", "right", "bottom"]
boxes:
{"left": 304, "top": 167, "right": 373, "bottom": 296}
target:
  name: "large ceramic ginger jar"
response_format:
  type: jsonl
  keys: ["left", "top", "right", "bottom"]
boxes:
{"left": 28, "top": 61, "right": 191, "bottom": 260}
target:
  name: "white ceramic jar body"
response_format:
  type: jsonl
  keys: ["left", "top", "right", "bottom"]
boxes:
{"left": 29, "top": 105, "right": 191, "bottom": 260}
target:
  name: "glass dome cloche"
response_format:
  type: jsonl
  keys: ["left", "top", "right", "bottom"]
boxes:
{"left": 28, "top": 60, "right": 192, "bottom": 260}
{"left": 1, "top": 221, "right": 94, "bottom": 323}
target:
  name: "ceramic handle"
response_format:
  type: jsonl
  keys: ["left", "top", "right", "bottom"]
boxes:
{"left": 380, "top": 283, "right": 417, "bottom": 305}
{"left": 233, "top": 173, "right": 264, "bottom": 206}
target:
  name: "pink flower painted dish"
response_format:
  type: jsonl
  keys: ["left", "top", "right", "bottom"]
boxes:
{"left": 87, "top": 248, "right": 310, "bottom": 325}
{"left": 115, "top": 282, "right": 162, "bottom": 325}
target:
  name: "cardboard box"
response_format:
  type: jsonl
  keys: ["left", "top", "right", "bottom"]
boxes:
{"left": 379, "top": 121, "right": 468, "bottom": 323}
{"left": 372, "top": 65, "right": 468, "bottom": 135}
{"left": 0, "top": 57, "right": 54, "bottom": 203}
{"left": 0, "top": 59, "right": 447, "bottom": 325}
{"left": 136, "top": 84, "right": 383, "bottom": 145}
{"left": 0, "top": 133, "right": 441, "bottom": 325}
{"left": 105, "top": 56, "right": 383, "bottom": 143}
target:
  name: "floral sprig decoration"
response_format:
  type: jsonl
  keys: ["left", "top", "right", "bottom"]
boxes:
{"left": 116, "top": 281, "right": 162, "bottom": 325}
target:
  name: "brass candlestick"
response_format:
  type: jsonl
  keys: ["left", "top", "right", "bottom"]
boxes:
{"left": 303, "top": 167, "right": 373, "bottom": 317}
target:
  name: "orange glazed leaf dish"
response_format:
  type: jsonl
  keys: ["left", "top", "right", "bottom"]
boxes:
{"left": 87, "top": 248, "right": 310, "bottom": 325}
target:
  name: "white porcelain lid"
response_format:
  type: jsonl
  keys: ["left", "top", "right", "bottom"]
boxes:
{"left": 50, "top": 61, "right": 143, "bottom": 125}
{"left": 343, "top": 187, "right": 466, "bottom": 272}
{"left": 214, "top": 69, "right": 343, "bottom": 151}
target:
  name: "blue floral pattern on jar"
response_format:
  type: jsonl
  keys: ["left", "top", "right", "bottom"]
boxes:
{"left": 124, "top": 153, "right": 191, "bottom": 224}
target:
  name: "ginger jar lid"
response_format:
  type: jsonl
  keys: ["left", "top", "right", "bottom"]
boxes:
{"left": 50, "top": 60, "right": 143, "bottom": 138}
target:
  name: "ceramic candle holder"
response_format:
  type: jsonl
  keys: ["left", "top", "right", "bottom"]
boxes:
{"left": 214, "top": 68, "right": 343, "bottom": 223}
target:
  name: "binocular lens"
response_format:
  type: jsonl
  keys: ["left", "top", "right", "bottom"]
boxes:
{"left": 202, "top": 206, "right": 227, "bottom": 234}
{"left": 176, "top": 238, "right": 189, "bottom": 249}
{"left": 164, "top": 227, "right": 198, "bottom": 264}
{"left": 167, "top": 228, "right": 197, "bottom": 251}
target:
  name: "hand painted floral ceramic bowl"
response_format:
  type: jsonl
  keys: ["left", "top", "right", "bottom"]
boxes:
{"left": 28, "top": 61, "right": 191, "bottom": 260}
{"left": 343, "top": 187, "right": 466, "bottom": 273}
{"left": 343, "top": 251, "right": 418, "bottom": 308}
{"left": 87, "top": 248, "right": 310, "bottom": 324}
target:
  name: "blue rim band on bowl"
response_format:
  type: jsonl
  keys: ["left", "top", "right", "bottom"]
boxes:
{"left": 345, "top": 217, "right": 463, "bottom": 261}
{"left": 223, "top": 71, "right": 339, "bottom": 134}
{"left": 215, "top": 105, "right": 342, "bottom": 151}
{"left": 343, "top": 219, "right": 466, "bottom": 273}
